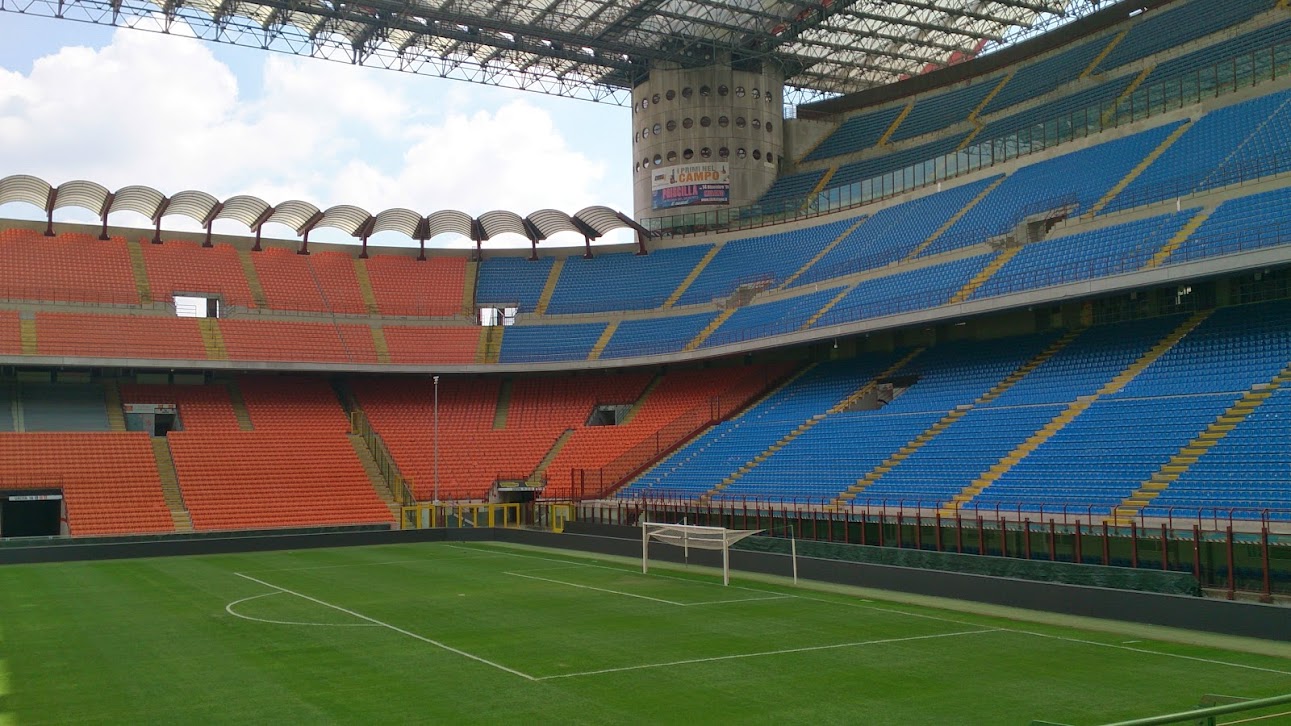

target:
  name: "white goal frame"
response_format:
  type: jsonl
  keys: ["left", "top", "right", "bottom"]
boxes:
{"left": 641, "top": 520, "right": 765, "bottom": 586}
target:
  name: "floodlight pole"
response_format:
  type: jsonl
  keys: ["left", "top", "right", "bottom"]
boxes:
{"left": 433, "top": 375, "right": 440, "bottom": 508}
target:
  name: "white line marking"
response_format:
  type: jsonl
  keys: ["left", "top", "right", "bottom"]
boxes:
{"left": 506, "top": 571, "right": 686, "bottom": 605}
{"left": 504, "top": 571, "right": 792, "bottom": 607}
{"left": 451, "top": 544, "right": 1291, "bottom": 676}
{"left": 1122, "top": 640, "right": 1141, "bottom": 644}
{"left": 537, "top": 629, "right": 999, "bottom": 680}
{"left": 224, "top": 592, "right": 378, "bottom": 628}
{"left": 238, "top": 552, "right": 508, "bottom": 574}
{"left": 1227, "top": 709, "right": 1291, "bottom": 724}
{"left": 234, "top": 572, "right": 537, "bottom": 681}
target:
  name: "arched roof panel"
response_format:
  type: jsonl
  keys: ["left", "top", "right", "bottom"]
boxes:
{"left": 527, "top": 209, "right": 579, "bottom": 239}
{"left": 426, "top": 209, "right": 475, "bottom": 240}
{"left": 479, "top": 210, "right": 529, "bottom": 240}
{"left": 267, "top": 200, "right": 322, "bottom": 234}
{"left": 317, "top": 204, "right": 373, "bottom": 236}
{"left": 574, "top": 205, "right": 632, "bottom": 236}
{"left": 53, "top": 180, "right": 110, "bottom": 213}
{"left": 166, "top": 190, "right": 221, "bottom": 224}
{"left": 372, "top": 208, "right": 424, "bottom": 238}
{"left": 0, "top": 175, "right": 52, "bottom": 210}
{"left": 216, "top": 195, "right": 272, "bottom": 229}
{"left": 108, "top": 185, "right": 166, "bottom": 219}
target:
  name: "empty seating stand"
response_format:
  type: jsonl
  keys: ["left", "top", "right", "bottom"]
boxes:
{"left": 218, "top": 320, "right": 379, "bottom": 364}
{"left": 383, "top": 326, "right": 480, "bottom": 364}
{"left": 546, "top": 245, "right": 715, "bottom": 314}
{"left": 35, "top": 313, "right": 207, "bottom": 361}
{"left": 365, "top": 255, "right": 465, "bottom": 317}
{"left": 0, "top": 310, "right": 20, "bottom": 355}
{"left": 476, "top": 256, "right": 554, "bottom": 312}
{"left": 252, "top": 247, "right": 370, "bottom": 314}
{"left": 0, "top": 432, "right": 172, "bottom": 535}
{"left": 143, "top": 241, "right": 257, "bottom": 308}
{"left": 0, "top": 230, "right": 137, "bottom": 305}
{"left": 119, "top": 383, "right": 240, "bottom": 431}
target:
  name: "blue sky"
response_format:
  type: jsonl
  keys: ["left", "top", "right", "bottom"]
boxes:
{"left": 0, "top": 13, "right": 634, "bottom": 248}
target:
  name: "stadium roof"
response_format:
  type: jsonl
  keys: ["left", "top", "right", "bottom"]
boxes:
{"left": 5, "top": 0, "right": 1105, "bottom": 104}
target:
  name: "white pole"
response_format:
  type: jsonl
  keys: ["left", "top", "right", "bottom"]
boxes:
{"left": 791, "top": 536, "right": 798, "bottom": 585}
{"left": 433, "top": 375, "right": 440, "bottom": 506}
{"left": 722, "top": 542, "right": 730, "bottom": 586}
{"left": 642, "top": 519, "right": 649, "bottom": 575}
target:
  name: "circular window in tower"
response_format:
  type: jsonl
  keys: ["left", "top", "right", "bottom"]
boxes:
{"left": 718, "top": 147, "right": 730, "bottom": 159}
{"left": 718, "top": 84, "right": 729, "bottom": 96}
{"left": 752, "top": 87, "right": 760, "bottom": 99}
{"left": 666, "top": 119, "right": 677, "bottom": 132}
{"left": 652, "top": 93, "right": 661, "bottom": 105}
{"left": 683, "top": 148, "right": 694, "bottom": 160}
{"left": 667, "top": 150, "right": 677, "bottom": 163}
{"left": 653, "top": 154, "right": 662, "bottom": 166}
{"left": 642, "top": 156, "right": 650, "bottom": 168}
{"left": 766, "top": 121, "right": 773, "bottom": 133}
{"left": 718, "top": 116, "right": 729, "bottom": 128}
{"left": 683, "top": 117, "right": 694, "bottom": 129}
{"left": 753, "top": 149, "right": 761, "bottom": 160}
{"left": 682, "top": 87, "right": 693, "bottom": 99}
{"left": 752, "top": 118, "right": 761, "bottom": 129}
{"left": 735, "top": 86, "right": 745, "bottom": 97}
{"left": 666, "top": 89, "right": 676, "bottom": 101}
{"left": 700, "top": 147, "right": 712, "bottom": 158}
{"left": 641, "top": 98, "right": 649, "bottom": 110}
{"left": 653, "top": 123, "right": 662, "bottom": 135}
{"left": 766, "top": 152, "right": 774, "bottom": 164}
{"left": 700, "top": 116, "right": 711, "bottom": 127}
{"left": 735, "top": 117, "right": 746, "bottom": 128}
{"left": 642, "top": 126, "right": 649, "bottom": 137}
{"left": 737, "top": 148, "right": 746, "bottom": 159}
{"left": 699, "top": 85, "right": 711, "bottom": 97}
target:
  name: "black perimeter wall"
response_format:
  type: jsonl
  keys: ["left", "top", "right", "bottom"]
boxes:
{"left": 0, "top": 524, "right": 1285, "bottom": 642}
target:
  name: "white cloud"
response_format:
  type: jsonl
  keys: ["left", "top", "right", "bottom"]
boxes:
{"left": 0, "top": 25, "right": 633, "bottom": 249}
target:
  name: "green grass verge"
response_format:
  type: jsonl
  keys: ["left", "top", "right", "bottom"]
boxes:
{"left": 0, "top": 542, "right": 1288, "bottom": 725}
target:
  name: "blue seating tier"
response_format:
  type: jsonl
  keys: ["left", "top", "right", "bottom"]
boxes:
{"left": 497, "top": 323, "right": 606, "bottom": 363}
{"left": 814, "top": 254, "right": 991, "bottom": 329}
{"left": 1168, "top": 185, "right": 1291, "bottom": 265}
{"left": 703, "top": 287, "right": 842, "bottom": 349}
{"left": 981, "top": 38, "right": 1110, "bottom": 115}
{"left": 888, "top": 80, "right": 1002, "bottom": 143}
{"left": 476, "top": 256, "right": 554, "bottom": 312}
{"left": 1094, "top": 0, "right": 1275, "bottom": 74}
{"left": 545, "top": 245, "right": 714, "bottom": 315}
{"left": 601, "top": 312, "right": 717, "bottom": 359}
{"left": 804, "top": 106, "right": 906, "bottom": 162}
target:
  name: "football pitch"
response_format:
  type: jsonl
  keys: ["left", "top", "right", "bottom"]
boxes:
{"left": 0, "top": 542, "right": 1288, "bottom": 725}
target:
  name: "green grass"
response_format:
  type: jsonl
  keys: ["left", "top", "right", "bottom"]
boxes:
{"left": 0, "top": 542, "right": 1288, "bottom": 725}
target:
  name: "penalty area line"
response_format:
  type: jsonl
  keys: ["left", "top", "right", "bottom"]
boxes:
{"left": 233, "top": 572, "right": 537, "bottom": 681}
{"left": 505, "top": 571, "right": 793, "bottom": 607}
{"left": 538, "top": 628, "right": 1000, "bottom": 680}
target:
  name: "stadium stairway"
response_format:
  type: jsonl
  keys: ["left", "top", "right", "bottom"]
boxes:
{"left": 197, "top": 319, "right": 229, "bottom": 360}
{"left": 801, "top": 167, "right": 837, "bottom": 211}
{"left": 348, "top": 433, "right": 401, "bottom": 523}
{"left": 684, "top": 309, "right": 738, "bottom": 351}
{"left": 534, "top": 258, "right": 565, "bottom": 316}
{"left": 528, "top": 429, "right": 575, "bottom": 484}
{"left": 799, "top": 285, "right": 856, "bottom": 330}
{"left": 20, "top": 317, "right": 37, "bottom": 355}
{"left": 661, "top": 245, "right": 723, "bottom": 309}
{"left": 902, "top": 177, "right": 1005, "bottom": 261}
{"left": 1081, "top": 29, "right": 1129, "bottom": 79}
{"left": 620, "top": 373, "right": 664, "bottom": 424}
{"left": 1101, "top": 65, "right": 1156, "bottom": 127}
{"left": 371, "top": 325, "right": 392, "bottom": 364}
{"left": 226, "top": 381, "right": 255, "bottom": 431}
{"left": 462, "top": 259, "right": 479, "bottom": 315}
{"left": 876, "top": 102, "right": 914, "bottom": 146}
{"left": 103, "top": 381, "right": 126, "bottom": 432}
{"left": 126, "top": 240, "right": 152, "bottom": 304}
{"left": 1111, "top": 361, "right": 1291, "bottom": 523}
{"left": 776, "top": 217, "right": 868, "bottom": 291}
{"left": 947, "top": 248, "right": 1021, "bottom": 304}
{"left": 587, "top": 321, "right": 619, "bottom": 360}
{"left": 837, "top": 328, "right": 1083, "bottom": 506}
{"left": 942, "top": 310, "right": 1212, "bottom": 514}
{"left": 1087, "top": 121, "right": 1195, "bottom": 217}
{"left": 352, "top": 259, "right": 381, "bottom": 314}
{"left": 151, "top": 436, "right": 193, "bottom": 532}
{"left": 1145, "top": 208, "right": 1214, "bottom": 268}
{"left": 493, "top": 379, "right": 512, "bottom": 430}
{"left": 237, "top": 249, "right": 270, "bottom": 308}
{"left": 699, "top": 349, "right": 922, "bottom": 502}
{"left": 478, "top": 326, "right": 504, "bottom": 364}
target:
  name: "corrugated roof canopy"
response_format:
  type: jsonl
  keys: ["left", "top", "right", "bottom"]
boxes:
{"left": 0, "top": 174, "right": 646, "bottom": 248}
{"left": 7, "top": 0, "right": 1103, "bottom": 103}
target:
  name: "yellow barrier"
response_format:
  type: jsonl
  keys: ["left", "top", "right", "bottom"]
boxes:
{"left": 400, "top": 502, "right": 522, "bottom": 530}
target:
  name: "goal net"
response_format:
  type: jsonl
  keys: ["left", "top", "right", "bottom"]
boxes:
{"left": 641, "top": 521, "right": 763, "bottom": 585}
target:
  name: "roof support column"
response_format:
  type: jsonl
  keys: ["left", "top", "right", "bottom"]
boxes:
{"left": 583, "top": 234, "right": 593, "bottom": 259}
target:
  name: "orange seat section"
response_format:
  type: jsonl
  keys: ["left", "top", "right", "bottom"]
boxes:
{"left": 167, "top": 431, "right": 393, "bottom": 531}
{"left": 237, "top": 376, "right": 350, "bottom": 432}
{"left": 119, "top": 383, "right": 240, "bottom": 431}
{"left": 365, "top": 255, "right": 465, "bottom": 316}
{"left": 0, "top": 310, "right": 21, "bottom": 354}
{"left": 35, "top": 313, "right": 207, "bottom": 360}
{"left": 142, "top": 240, "right": 256, "bottom": 308}
{"left": 218, "top": 320, "right": 379, "bottom": 363}
{"left": 384, "top": 326, "right": 480, "bottom": 364}
{"left": 0, "top": 229, "right": 138, "bottom": 305}
{"left": 0, "top": 432, "right": 173, "bottom": 536}
{"left": 252, "top": 248, "right": 369, "bottom": 314}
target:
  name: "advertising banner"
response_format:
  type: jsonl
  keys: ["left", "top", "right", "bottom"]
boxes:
{"left": 651, "top": 162, "right": 730, "bottom": 209}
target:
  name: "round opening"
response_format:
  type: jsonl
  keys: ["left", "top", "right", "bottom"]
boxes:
{"left": 766, "top": 121, "right": 773, "bottom": 133}
{"left": 653, "top": 123, "right": 662, "bottom": 135}
{"left": 699, "top": 85, "right": 711, "bottom": 97}
{"left": 651, "top": 93, "right": 660, "bottom": 105}
{"left": 735, "top": 86, "right": 745, "bottom": 97}
{"left": 735, "top": 117, "right": 746, "bottom": 128}
{"left": 718, "top": 116, "right": 729, "bottom": 128}
{"left": 682, "top": 87, "right": 693, "bottom": 99}
{"left": 718, "top": 84, "right": 729, "bottom": 96}
{"left": 752, "top": 87, "right": 760, "bottom": 99}
{"left": 653, "top": 154, "right": 662, "bottom": 166}
{"left": 683, "top": 117, "right": 694, "bottom": 129}
{"left": 700, "top": 147, "right": 712, "bottom": 158}
{"left": 700, "top": 116, "right": 711, "bottom": 127}
{"left": 683, "top": 148, "right": 694, "bottom": 160}
{"left": 753, "top": 149, "right": 761, "bottom": 160}
{"left": 718, "top": 147, "right": 729, "bottom": 159}
{"left": 666, "top": 119, "right": 677, "bottom": 132}
{"left": 666, "top": 89, "right": 676, "bottom": 101}
{"left": 666, "top": 150, "right": 677, "bottom": 162}
{"left": 737, "top": 148, "right": 746, "bottom": 159}
{"left": 752, "top": 118, "right": 761, "bottom": 129}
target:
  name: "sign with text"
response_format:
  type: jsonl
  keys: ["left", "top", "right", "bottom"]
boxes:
{"left": 651, "top": 162, "right": 730, "bottom": 209}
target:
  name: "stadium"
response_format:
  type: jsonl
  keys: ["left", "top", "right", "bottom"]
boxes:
{"left": 1, "top": 0, "right": 1290, "bottom": 722}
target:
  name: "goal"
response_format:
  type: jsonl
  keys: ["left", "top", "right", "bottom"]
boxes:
{"left": 641, "top": 520, "right": 764, "bottom": 586}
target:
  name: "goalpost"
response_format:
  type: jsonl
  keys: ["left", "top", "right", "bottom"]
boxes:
{"left": 641, "top": 520, "right": 772, "bottom": 586}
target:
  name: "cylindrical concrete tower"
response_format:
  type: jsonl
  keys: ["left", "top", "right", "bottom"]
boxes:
{"left": 631, "top": 58, "right": 785, "bottom": 223}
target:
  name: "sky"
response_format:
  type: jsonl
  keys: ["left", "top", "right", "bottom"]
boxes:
{"left": 0, "top": 14, "right": 634, "bottom": 248}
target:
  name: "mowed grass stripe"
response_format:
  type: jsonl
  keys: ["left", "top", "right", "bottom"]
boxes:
{"left": 1, "top": 542, "right": 1289, "bottom": 725}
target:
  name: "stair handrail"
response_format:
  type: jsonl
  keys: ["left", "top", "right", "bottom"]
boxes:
{"left": 350, "top": 409, "right": 416, "bottom": 505}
